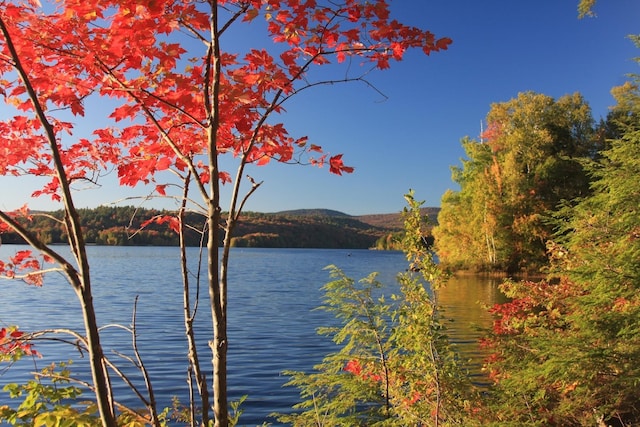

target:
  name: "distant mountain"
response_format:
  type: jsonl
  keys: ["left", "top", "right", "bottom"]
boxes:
{"left": 233, "top": 211, "right": 389, "bottom": 248}
{"left": 357, "top": 207, "right": 440, "bottom": 230}
{"left": 274, "top": 208, "right": 351, "bottom": 217}
{"left": 268, "top": 207, "right": 441, "bottom": 243}
{"left": 272, "top": 208, "right": 441, "bottom": 230}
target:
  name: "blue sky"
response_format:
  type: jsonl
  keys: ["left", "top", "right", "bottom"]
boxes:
{"left": 1, "top": 1, "right": 639, "bottom": 215}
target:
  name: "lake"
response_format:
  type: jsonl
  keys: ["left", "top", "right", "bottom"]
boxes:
{"left": 0, "top": 246, "right": 504, "bottom": 426}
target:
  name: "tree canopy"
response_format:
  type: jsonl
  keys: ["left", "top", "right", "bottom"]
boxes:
{"left": 433, "top": 92, "right": 596, "bottom": 274}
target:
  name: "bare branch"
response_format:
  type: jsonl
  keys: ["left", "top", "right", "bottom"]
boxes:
{"left": 218, "top": 2, "right": 250, "bottom": 36}
{"left": 234, "top": 175, "right": 263, "bottom": 222}
{"left": 131, "top": 296, "right": 161, "bottom": 427}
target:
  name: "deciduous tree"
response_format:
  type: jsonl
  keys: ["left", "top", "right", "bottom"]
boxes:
{"left": 434, "top": 92, "right": 595, "bottom": 274}
{"left": 0, "top": 1, "right": 451, "bottom": 426}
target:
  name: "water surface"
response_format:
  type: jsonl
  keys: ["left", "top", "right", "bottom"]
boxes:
{"left": 0, "top": 246, "right": 502, "bottom": 425}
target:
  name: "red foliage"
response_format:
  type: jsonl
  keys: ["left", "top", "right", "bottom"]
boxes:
{"left": 0, "top": 0, "right": 451, "bottom": 203}
{"left": 0, "top": 327, "right": 40, "bottom": 359}
{"left": 329, "top": 154, "right": 355, "bottom": 175}
{"left": 0, "top": 249, "right": 45, "bottom": 286}
{"left": 481, "top": 278, "right": 583, "bottom": 382}
{"left": 343, "top": 358, "right": 381, "bottom": 382}
{"left": 344, "top": 358, "right": 422, "bottom": 405}
{"left": 487, "top": 295, "right": 535, "bottom": 336}
{"left": 140, "top": 214, "right": 181, "bottom": 234}
{"left": 344, "top": 359, "right": 363, "bottom": 376}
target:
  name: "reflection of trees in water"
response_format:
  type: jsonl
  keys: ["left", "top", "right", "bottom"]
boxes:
{"left": 435, "top": 275, "right": 507, "bottom": 385}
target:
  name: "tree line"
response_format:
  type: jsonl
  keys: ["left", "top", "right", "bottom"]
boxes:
{"left": 0, "top": 206, "right": 393, "bottom": 249}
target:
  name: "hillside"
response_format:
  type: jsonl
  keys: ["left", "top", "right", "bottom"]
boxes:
{"left": 274, "top": 208, "right": 351, "bottom": 218}
{"left": 231, "top": 210, "right": 390, "bottom": 248}
{"left": 1, "top": 206, "right": 441, "bottom": 249}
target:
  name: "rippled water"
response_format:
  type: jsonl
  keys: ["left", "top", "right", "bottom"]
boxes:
{"left": 0, "top": 246, "right": 502, "bottom": 426}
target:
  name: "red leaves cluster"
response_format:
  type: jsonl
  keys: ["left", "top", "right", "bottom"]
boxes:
{"left": 264, "top": 0, "right": 451, "bottom": 70}
{"left": 343, "top": 359, "right": 362, "bottom": 375}
{"left": 486, "top": 296, "right": 535, "bottom": 336}
{"left": 343, "top": 358, "right": 382, "bottom": 382}
{"left": 486, "top": 278, "right": 581, "bottom": 338}
{"left": 140, "top": 214, "right": 181, "bottom": 234}
{"left": 329, "top": 154, "right": 354, "bottom": 175}
{"left": 480, "top": 121, "right": 506, "bottom": 152}
{"left": 0, "top": 207, "right": 48, "bottom": 285}
{"left": 0, "top": 326, "right": 40, "bottom": 360}
{"left": 0, "top": 250, "right": 46, "bottom": 286}
{"left": 343, "top": 358, "right": 424, "bottom": 408}
{"left": 481, "top": 278, "right": 582, "bottom": 382}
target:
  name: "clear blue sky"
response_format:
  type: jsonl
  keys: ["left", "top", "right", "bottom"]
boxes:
{"left": 1, "top": 1, "right": 638, "bottom": 215}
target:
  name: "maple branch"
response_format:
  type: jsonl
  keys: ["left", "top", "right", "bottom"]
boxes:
{"left": 0, "top": 267, "right": 62, "bottom": 280}
{"left": 95, "top": 57, "right": 210, "bottom": 203}
{"left": 25, "top": 328, "right": 87, "bottom": 350}
{"left": 0, "top": 210, "right": 78, "bottom": 282}
{"left": 234, "top": 175, "right": 263, "bottom": 222}
{"left": 276, "top": 45, "right": 389, "bottom": 108}
{"left": 133, "top": 87, "right": 205, "bottom": 129}
{"left": 218, "top": 2, "right": 250, "bottom": 36}
{"left": 31, "top": 211, "right": 66, "bottom": 226}
{"left": 178, "top": 19, "right": 209, "bottom": 45}
{"left": 284, "top": 74, "right": 388, "bottom": 106}
{"left": 111, "top": 193, "right": 208, "bottom": 216}
{"left": 178, "top": 1, "right": 250, "bottom": 45}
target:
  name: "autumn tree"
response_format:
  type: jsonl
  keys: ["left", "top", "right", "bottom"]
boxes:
{"left": 480, "top": 37, "right": 640, "bottom": 426}
{"left": 433, "top": 92, "right": 595, "bottom": 274}
{"left": 0, "top": 1, "right": 451, "bottom": 426}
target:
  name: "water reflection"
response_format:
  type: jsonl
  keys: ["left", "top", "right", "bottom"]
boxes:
{"left": 435, "top": 274, "right": 508, "bottom": 385}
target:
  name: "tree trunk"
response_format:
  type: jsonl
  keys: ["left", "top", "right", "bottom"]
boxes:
{"left": 208, "top": 204, "right": 228, "bottom": 427}
{"left": 206, "top": 1, "right": 227, "bottom": 425}
{"left": 179, "top": 186, "right": 210, "bottom": 426}
{"left": 77, "top": 285, "right": 117, "bottom": 427}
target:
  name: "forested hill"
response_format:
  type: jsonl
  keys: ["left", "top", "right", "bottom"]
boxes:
{"left": 0, "top": 206, "right": 438, "bottom": 249}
